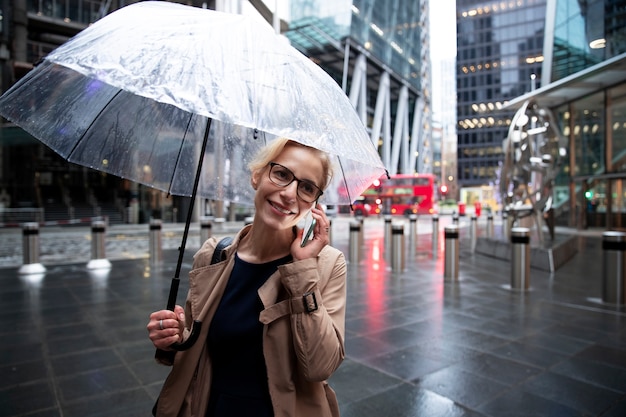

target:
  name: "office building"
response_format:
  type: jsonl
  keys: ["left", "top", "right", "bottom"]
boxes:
{"left": 456, "top": 0, "right": 626, "bottom": 228}
{"left": 503, "top": 0, "right": 626, "bottom": 228}
{"left": 456, "top": 0, "right": 547, "bottom": 191}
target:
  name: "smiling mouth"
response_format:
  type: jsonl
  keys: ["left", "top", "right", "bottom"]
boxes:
{"left": 269, "top": 200, "right": 294, "bottom": 215}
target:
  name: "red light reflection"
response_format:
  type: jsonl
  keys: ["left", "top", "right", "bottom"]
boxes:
{"left": 361, "top": 235, "right": 389, "bottom": 333}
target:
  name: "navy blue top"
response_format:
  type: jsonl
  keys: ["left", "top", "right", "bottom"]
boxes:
{"left": 206, "top": 252, "right": 291, "bottom": 417}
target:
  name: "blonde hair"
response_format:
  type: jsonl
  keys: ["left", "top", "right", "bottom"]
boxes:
{"left": 248, "top": 138, "right": 333, "bottom": 190}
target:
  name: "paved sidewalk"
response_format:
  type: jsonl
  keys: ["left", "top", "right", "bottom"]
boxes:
{"left": 1, "top": 216, "right": 625, "bottom": 416}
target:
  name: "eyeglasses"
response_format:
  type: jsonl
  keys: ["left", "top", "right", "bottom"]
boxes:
{"left": 268, "top": 162, "right": 323, "bottom": 203}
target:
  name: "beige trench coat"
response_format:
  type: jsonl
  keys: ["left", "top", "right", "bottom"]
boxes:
{"left": 154, "top": 225, "right": 347, "bottom": 417}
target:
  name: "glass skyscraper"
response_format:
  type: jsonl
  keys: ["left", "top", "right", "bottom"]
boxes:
{"left": 548, "top": 0, "right": 626, "bottom": 82}
{"left": 286, "top": 0, "right": 431, "bottom": 175}
{"left": 456, "top": 0, "right": 547, "bottom": 188}
{"left": 288, "top": 0, "right": 422, "bottom": 91}
{"left": 348, "top": 0, "right": 422, "bottom": 92}
{"left": 457, "top": 0, "right": 626, "bottom": 228}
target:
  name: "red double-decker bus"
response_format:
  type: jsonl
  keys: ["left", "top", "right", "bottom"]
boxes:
{"left": 353, "top": 173, "right": 435, "bottom": 216}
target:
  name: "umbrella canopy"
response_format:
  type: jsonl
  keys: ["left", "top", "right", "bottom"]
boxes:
{"left": 0, "top": 1, "right": 385, "bottom": 206}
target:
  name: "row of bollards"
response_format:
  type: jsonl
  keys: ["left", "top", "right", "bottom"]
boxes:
{"left": 17, "top": 216, "right": 230, "bottom": 273}
{"left": 347, "top": 216, "right": 533, "bottom": 293}
{"left": 14, "top": 217, "right": 626, "bottom": 305}
{"left": 443, "top": 223, "right": 530, "bottom": 291}
{"left": 19, "top": 220, "right": 114, "bottom": 274}
{"left": 349, "top": 216, "right": 407, "bottom": 272}
{"left": 344, "top": 215, "right": 619, "bottom": 305}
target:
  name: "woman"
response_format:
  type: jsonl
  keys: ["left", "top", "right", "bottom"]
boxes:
{"left": 147, "top": 138, "right": 347, "bottom": 417}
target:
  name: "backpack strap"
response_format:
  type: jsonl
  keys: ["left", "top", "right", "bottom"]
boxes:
{"left": 211, "top": 236, "right": 233, "bottom": 264}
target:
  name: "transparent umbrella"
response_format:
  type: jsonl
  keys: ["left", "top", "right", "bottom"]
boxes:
{"left": 0, "top": 1, "right": 386, "bottom": 349}
{"left": 0, "top": 1, "right": 384, "bottom": 205}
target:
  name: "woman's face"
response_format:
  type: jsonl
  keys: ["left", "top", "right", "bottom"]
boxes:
{"left": 252, "top": 145, "right": 325, "bottom": 231}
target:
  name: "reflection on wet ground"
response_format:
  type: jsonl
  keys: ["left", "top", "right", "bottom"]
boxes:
{"left": 1, "top": 216, "right": 625, "bottom": 417}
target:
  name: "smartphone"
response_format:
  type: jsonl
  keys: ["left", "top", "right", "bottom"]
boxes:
{"left": 300, "top": 213, "right": 316, "bottom": 247}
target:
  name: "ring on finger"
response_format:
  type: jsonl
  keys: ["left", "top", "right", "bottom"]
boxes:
{"left": 159, "top": 319, "right": 164, "bottom": 330}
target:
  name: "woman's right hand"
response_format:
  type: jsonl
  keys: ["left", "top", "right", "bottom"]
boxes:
{"left": 147, "top": 305, "right": 186, "bottom": 350}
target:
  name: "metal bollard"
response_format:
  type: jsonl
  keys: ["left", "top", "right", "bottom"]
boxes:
{"left": 149, "top": 219, "right": 163, "bottom": 264}
{"left": 213, "top": 217, "right": 226, "bottom": 233}
{"left": 504, "top": 212, "right": 514, "bottom": 242}
{"left": 87, "top": 220, "right": 111, "bottom": 269}
{"left": 384, "top": 214, "right": 392, "bottom": 240}
{"left": 408, "top": 214, "right": 417, "bottom": 247}
{"left": 511, "top": 227, "right": 530, "bottom": 290}
{"left": 383, "top": 215, "right": 392, "bottom": 260}
{"left": 470, "top": 215, "right": 477, "bottom": 252}
{"left": 18, "top": 222, "right": 46, "bottom": 274}
{"left": 432, "top": 215, "right": 439, "bottom": 256}
{"left": 444, "top": 225, "right": 459, "bottom": 281}
{"left": 349, "top": 220, "right": 361, "bottom": 263}
{"left": 200, "top": 216, "right": 212, "bottom": 245}
{"left": 391, "top": 223, "right": 405, "bottom": 272}
{"left": 356, "top": 215, "right": 364, "bottom": 248}
{"left": 602, "top": 231, "right": 626, "bottom": 304}
{"left": 487, "top": 214, "right": 494, "bottom": 238}
{"left": 452, "top": 213, "right": 459, "bottom": 225}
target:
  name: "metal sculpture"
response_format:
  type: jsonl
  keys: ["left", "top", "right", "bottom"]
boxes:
{"left": 499, "top": 100, "right": 568, "bottom": 242}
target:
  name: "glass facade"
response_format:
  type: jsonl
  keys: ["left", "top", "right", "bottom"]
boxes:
{"left": 556, "top": 82, "right": 626, "bottom": 228}
{"left": 571, "top": 92, "right": 605, "bottom": 177}
{"left": 288, "top": 0, "right": 422, "bottom": 91}
{"left": 455, "top": 0, "right": 626, "bottom": 228}
{"left": 350, "top": 0, "right": 422, "bottom": 90}
{"left": 551, "top": 0, "right": 626, "bottom": 82}
{"left": 543, "top": 1, "right": 626, "bottom": 227}
{"left": 610, "top": 84, "right": 626, "bottom": 173}
{"left": 288, "top": 0, "right": 352, "bottom": 49}
{"left": 456, "top": 0, "right": 547, "bottom": 187}
{"left": 286, "top": 0, "right": 428, "bottom": 176}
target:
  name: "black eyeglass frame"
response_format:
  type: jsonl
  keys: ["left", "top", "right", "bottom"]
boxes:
{"left": 267, "top": 162, "right": 324, "bottom": 203}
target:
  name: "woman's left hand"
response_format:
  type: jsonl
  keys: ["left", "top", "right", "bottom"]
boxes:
{"left": 291, "top": 204, "right": 330, "bottom": 260}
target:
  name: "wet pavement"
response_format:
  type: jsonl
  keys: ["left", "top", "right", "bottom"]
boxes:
{"left": 1, "top": 215, "right": 625, "bottom": 417}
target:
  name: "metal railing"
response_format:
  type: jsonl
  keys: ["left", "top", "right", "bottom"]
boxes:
{"left": 0, "top": 208, "right": 45, "bottom": 225}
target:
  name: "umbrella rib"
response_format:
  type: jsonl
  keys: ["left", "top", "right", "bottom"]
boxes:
{"left": 66, "top": 89, "right": 123, "bottom": 160}
{"left": 166, "top": 114, "right": 195, "bottom": 197}
{"left": 337, "top": 156, "right": 354, "bottom": 211}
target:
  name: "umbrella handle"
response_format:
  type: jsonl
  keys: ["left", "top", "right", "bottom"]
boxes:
{"left": 169, "top": 320, "right": 202, "bottom": 351}
{"left": 164, "top": 278, "right": 202, "bottom": 351}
